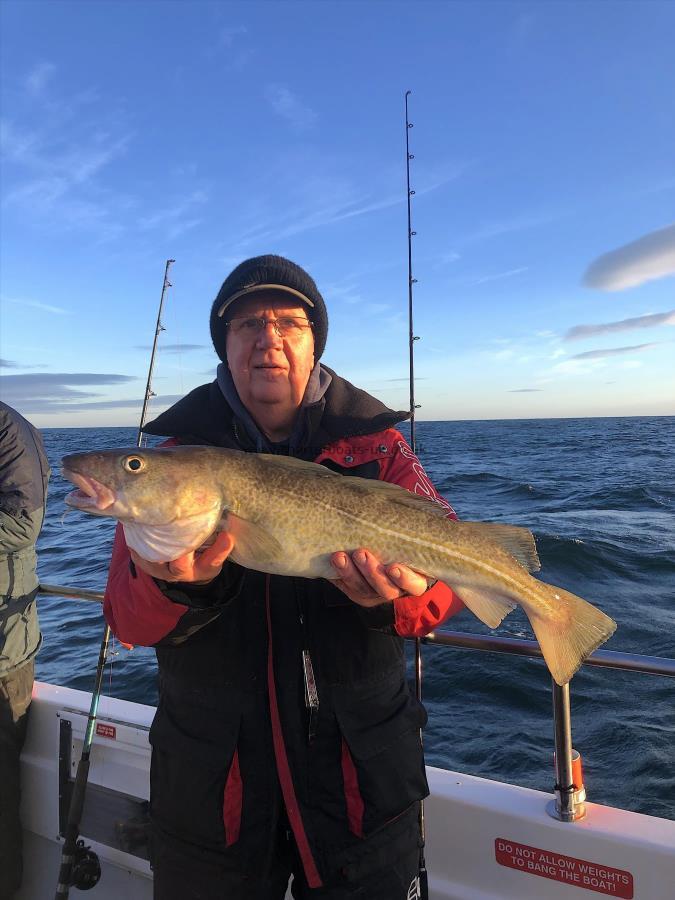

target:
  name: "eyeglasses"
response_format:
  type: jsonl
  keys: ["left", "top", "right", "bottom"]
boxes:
{"left": 225, "top": 316, "right": 314, "bottom": 339}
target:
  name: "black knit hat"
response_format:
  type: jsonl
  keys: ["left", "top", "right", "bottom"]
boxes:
{"left": 210, "top": 255, "right": 328, "bottom": 362}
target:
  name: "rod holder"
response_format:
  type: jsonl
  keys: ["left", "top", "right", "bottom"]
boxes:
{"left": 547, "top": 680, "right": 586, "bottom": 821}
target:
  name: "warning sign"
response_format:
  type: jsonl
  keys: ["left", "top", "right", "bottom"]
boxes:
{"left": 495, "top": 839, "right": 633, "bottom": 898}
{"left": 95, "top": 723, "right": 116, "bottom": 740}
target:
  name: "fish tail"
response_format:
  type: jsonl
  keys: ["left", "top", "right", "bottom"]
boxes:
{"left": 528, "top": 584, "right": 616, "bottom": 685}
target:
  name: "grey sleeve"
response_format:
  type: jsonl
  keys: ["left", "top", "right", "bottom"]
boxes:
{"left": 0, "top": 505, "right": 45, "bottom": 553}
{"left": 0, "top": 406, "right": 50, "bottom": 554}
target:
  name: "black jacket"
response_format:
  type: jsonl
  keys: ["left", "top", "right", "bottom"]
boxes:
{"left": 106, "top": 372, "right": 429, "bottom": 886}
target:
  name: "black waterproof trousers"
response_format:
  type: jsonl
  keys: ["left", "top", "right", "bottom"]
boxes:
{"left": 151, "top": 804, "right": 423, "bottom": 900}
{"left": 0, "top": 661, "right": 33, "bottom": 900}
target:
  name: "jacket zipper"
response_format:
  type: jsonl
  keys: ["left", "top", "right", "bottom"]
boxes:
{"left": 296, "top": 589, "right": 319, "bottom": 744}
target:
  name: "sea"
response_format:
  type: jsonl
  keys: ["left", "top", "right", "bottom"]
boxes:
{"left": 35, "top": 417, "right": 675, "bottom": 821}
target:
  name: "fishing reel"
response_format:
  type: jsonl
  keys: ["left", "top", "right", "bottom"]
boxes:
{"left": 70, "top": 839, "right": 101, "bottom": 891}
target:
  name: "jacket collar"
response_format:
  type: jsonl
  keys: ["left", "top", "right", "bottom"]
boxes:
{"left": 143, "top": 365, "right": 409, "bottom": 456}
{"left": 215, "top": 362, "right": 332, "bottom": 453}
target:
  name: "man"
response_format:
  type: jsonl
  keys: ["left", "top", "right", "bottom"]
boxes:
{"left": 104, "top": 255, "right": 464, "bottom": 899}
{"left": 0, "top": 402, "right": 50, "bottom": 900}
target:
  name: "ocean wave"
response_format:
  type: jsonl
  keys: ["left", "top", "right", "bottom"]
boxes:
{"left": 534, "top": 530, "right": 675, "bottom": 580}
{"left": 438, "top": 471, "right": 556, "bottom": 503}
{"left": 558, "top": 483, "right": 675, "bottom": 511}
{"left": 438, "top": 470, "right": 675, "bottom": 514}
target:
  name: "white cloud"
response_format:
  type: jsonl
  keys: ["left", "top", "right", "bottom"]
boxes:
{"left": 468, "top": 267, "right": 528, "bottom": 286}
{"left": 139, "top": 190, "right": 207, "bottom": 237}
{"left": 236, "top": 185, "right": 398, "bottom": 245}
{"left": 219, "top": 25, "right": 247, "bottom": 47}
{"left": 565, "top": 309, "right": 675, "bottom": 340}
{"left": 491, "top": 348, "right": 516, "bottom": 361}
{"left": 569, "top": 343, "right": 660, "bottom": 360}
{"left": 265, "top": 85, "right": 318, "bottom": 131}
{"left": 463, "top": 212, "right": 554, "bottom": 244}
{"left": 224, "top": 153, "right": 464, "bottom": 249}
{"left": 24, "top": 62, "right": 56, "bottom": 97}
{"left": 584, "top": 223, "right": 675, "bottom": 291}
{"left": 0, "top": 372, "right": 136, "bottom": 412}
{"left": 433, "top": 251, "right": 461, "bottom": 268}
{"left": 0, "top": 119, "right": 41, "bottom": 166}
{"left": 2, "top": 117, "right": 132, "bottom": 237}
{"left": 3, "top": 296, "right": 70, "bottom": 315}
{"left": 550, "top": 358, "right": 605, "bottom": 376}
{"left": 323, "top": 281, "right": 365, "bottom": 306}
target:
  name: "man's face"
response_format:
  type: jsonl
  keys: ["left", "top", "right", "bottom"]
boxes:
{"left": 224, "top": 293, "right": 315, "bottom": 420}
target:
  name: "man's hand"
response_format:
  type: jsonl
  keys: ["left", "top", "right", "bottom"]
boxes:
{"left": 129, "top": 531, "right": 235, "bottom": 585}
{"left": 330, "top": 548, "right": 430, "bottom": 608}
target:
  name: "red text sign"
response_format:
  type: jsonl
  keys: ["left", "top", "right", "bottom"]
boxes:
{"left": 95, "top": 723, "right": 116, "bottom": 740}
{"left": 495, "top": 839, "right": 633, "bottom": 898}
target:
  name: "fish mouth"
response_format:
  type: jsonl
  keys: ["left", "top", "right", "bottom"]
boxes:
{"left": 62, "top": 469, "right": 116, "bottom": 511}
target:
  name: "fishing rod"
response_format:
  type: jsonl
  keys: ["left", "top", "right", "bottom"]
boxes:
{"left": 405, "top": 89, "right": 429, "bottom": 900}
{"left": 138, "top": 260, "right": 174, "bottom": 446}
{"left": 405, "top": 89, "right": 421, "bottom": 454}
{"left": 54, "top": 259, "right": 175, "bottom": 898}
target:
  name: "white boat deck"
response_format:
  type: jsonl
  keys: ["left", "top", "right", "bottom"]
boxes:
{"left": 18, "top": 682, "right": 675, "bottom": 899}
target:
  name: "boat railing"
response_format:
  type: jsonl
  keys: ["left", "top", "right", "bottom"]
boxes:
{"left": 420, "top": 629, "right": 674, "bottom": 822}
{"left": 38, "top": 583, "right": 675, "bottom": 823}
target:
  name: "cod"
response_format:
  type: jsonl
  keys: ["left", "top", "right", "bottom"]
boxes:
{"left": 62, "top": 445, "right": 616, "bottom": 685}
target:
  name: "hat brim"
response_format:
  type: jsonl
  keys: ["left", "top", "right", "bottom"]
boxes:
{"left": 216, "top": 284, "right": 315, "bottom": 318}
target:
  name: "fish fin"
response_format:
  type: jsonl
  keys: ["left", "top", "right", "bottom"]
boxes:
{"left": 342, "top": 476, "right": 452, "bottom": 516}
{"left": 225, "top": 512, "right": 284, "bottom": 567}
{"left": 257, "top": 454, "right": 341, "bottom": 477}
{"left": 260, "top": 453, "right": 451, "bottom": 516}
{"left": 527, "top": 584, "right": 617, "bottom": 685}
{"left": 453, "top": 521, "right": 541, "bottom": 572}
{"left": 453, "top": 585, "right": 518, "bottom": 629}
{"left": 363, "top": 484, "right": 452, "bottom": 516}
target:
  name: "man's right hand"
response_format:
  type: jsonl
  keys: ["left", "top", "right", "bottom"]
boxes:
{"left": 128, "top": 531, "right": 235, "bottom": 585}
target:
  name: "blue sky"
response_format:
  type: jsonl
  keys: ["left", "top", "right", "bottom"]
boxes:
{"left": 1, "top": 0, "right": 674, "bottom": 428}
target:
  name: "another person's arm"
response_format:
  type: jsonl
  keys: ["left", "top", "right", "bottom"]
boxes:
{"left": 0, "top": 414, "right": 48, "bottom": 555}
{"left": 0, "top": 504, "right": 44, "bottom": 553}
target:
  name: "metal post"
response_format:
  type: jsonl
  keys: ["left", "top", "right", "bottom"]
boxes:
{"left": 548, "top": 680, "right": 586, "bottom": 821}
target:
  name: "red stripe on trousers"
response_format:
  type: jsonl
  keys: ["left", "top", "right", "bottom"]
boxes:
{"left": 341, "top": 738, "right": 364, "bottom": 837}
{"left": 222, "top": 748, "right": 242, "bottom": 847}
{"left": 265, "top": 576, "right": 322, "bottom": 888}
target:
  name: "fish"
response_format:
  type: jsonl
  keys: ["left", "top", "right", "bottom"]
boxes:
{"left": 62, "top": 444, "right": 616, "bottom": 685}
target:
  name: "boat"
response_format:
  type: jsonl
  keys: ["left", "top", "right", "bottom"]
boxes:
{"left": 16, "top": 582, "right": 675, "bottom": 900}
{"left": 16, "top": 203, "right": 674, "bottom": 897}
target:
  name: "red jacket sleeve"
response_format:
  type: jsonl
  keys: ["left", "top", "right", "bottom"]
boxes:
{"left": 104, "top": 523, "right": 189, "bottom": 646}
{"left": 379, "top": 431, "right": 465, "bottom": 638}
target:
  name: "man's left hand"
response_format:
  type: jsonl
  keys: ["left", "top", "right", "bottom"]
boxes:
{"left": 330, "top": 548, "right": 430, "bottom": 608}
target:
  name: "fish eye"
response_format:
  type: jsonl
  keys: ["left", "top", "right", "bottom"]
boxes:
{"left": 123, "top": 456, "right": 145, "bottom": 473}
